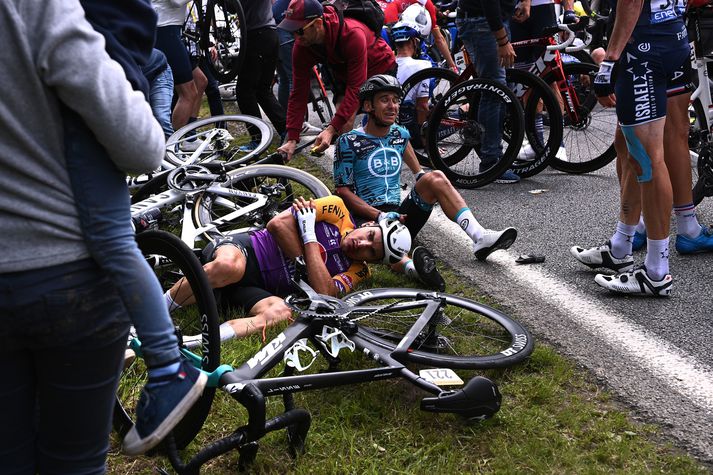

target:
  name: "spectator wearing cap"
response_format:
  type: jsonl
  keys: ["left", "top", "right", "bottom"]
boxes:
{"left": 276, "top": 0, "right": 397, "bottom": 160}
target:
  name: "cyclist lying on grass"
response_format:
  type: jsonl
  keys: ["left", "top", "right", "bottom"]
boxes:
{"left": 166, "top": 195, "right": 411, "bottom": 342}
{"left": 334, "top": 75, "right": 519, "bottom": 291}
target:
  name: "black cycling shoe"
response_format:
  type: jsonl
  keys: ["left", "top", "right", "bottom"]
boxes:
{"left": 413, "top": 246, "right": 446, "bottom": 292}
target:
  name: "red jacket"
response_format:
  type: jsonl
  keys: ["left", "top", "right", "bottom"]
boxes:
{"left": 286, "top": 7, "right": 396, "bottom": 140}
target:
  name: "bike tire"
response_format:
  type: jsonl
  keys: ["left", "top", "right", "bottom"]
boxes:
{"left": 165, "top": 115, "right": 273, "bottom": 168}
{"left": 506, "top": 68, "right": 564, "bottom": 178}
{"left": 202, "top": 0, "right": 246, "bottom": 83}
{"left": 399, "top": 67, "right": 460, "bottom": 167}
{"left": 425, "top": 78, "right": 525, "bottom": 189}
{"left": 310, "top": 72, "right": 334, "bottom": 126}
{"left": 543, "top": 62, "right": 617, "bottom": 174}
{"left": 346, "top": 288, "right": 534, "bottom": 369}
{"left": 192, "top": 164, "right": 331, "bottom": 241}
{"left": 114, "top": 230, "right": 220, "bottom": 449}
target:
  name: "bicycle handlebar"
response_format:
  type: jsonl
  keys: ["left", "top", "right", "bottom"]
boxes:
{"left": 545, "top": 18, "right": 592, "bottom": 52}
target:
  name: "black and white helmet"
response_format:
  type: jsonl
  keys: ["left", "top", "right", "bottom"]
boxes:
{"left": 378, "top": 218, "right": 411, "bottom": 264}
{"left": 358, "top": 74, "right": 403, "bottom": 103}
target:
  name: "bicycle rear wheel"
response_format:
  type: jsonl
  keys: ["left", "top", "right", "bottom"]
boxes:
{"left": 347, "top": 288, "right": 533, "bottom": 369}
{"left": 114, "top": 230, "right": 220, "bottom": 449}
{"left": 507, "top": 68, "right": 563, "bottom": 178}
{"left": 192, "top": 164, "right": 331, "bottom": 241}
{"left": 165, "top": 115, "right": 273, "bottom": 168}
{"left": 425, "top": 78, "right": 525, "bottom": 189}
{"left": 544, "top": 62, "right": 617, "bottom": 174}
{"left": 202, "top": 0, "right": 246, "bottom": 83}
{"left": 399, "top": 67, "right": 460, "bottom": 167}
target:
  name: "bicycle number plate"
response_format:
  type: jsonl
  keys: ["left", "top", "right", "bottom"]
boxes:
{"left": 419, "top": 368, "right": 464, "bottom": 386}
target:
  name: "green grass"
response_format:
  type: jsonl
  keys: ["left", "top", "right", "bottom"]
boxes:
{"left": 108, "top": 142, "right": 709, "bottom": 474}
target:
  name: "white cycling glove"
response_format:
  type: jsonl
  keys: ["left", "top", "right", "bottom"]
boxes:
{"left": 294, "top": 206, "right": 317, "bottom": 244}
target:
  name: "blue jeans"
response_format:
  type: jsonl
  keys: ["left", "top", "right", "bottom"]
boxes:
{"left": 149, "top": 64, "right": 175, "bottom": 138}
{"left": 457, "top": 17, "right": 509, "bottom": 166}
{"left": 277, "top": 28, "right": 293, "bottom": 111}
{"left": 0, "top": 260, "right": 130, "bottom": 475}
{"left": 62, "top": 107, "right": 180, "bottom": 369}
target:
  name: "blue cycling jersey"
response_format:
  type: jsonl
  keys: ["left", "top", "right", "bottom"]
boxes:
{"left": 334, "top": 125, "right": 411, "bottom": 208}
{"left": 611, "top": 0, "right": 686, "bottom": 26}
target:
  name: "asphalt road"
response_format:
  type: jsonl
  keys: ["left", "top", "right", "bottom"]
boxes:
{"left": 309, "top": 147, "right": 713, "bottom": 464}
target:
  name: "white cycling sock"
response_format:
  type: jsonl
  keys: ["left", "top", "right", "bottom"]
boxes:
{"left": 220, "top": 322, "right": 237, "bottom": 342}
{"left": 674, "top": 203, "right": 700, "bottom": 238}
{"left": 634, "top": 214, "right": 646, "bottom": 235}
{"left": 164, "top": 290, "right": 182, "bottom": 312}
{"left": 455, "top": 208, "right": 485, "bottom": 243}
{"left": 609, "top": 221, "right": 635, "bottom": 258}
{"left": 644, "top": 238, "right": 670, "bottom": 281}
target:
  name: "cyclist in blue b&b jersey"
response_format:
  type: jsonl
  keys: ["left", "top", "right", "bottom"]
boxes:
{"left": 571, "top": 0, "right": 713, "bottom": 297}
{"left": 334, "top": 75, "right": 519, "bottom": 291}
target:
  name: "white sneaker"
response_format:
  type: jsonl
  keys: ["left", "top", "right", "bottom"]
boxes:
{"left": 555, "top": 145, "right": 568, "bottom": 161}
{"left": 570, "top": 241, "right": 634, "bottom": 273}
{"left": 518, "top": 143, "right": 536, "bottom": 160}
{"left": 473, "top": 228, "right": 518, "bottom": 261}
{"left": 124, "top": 349, "right": 136, "bottom": 371}
{"left": 594, "top": 265, "right": 672, "bottom": 297}
{"left": 301, "top": 122, "right": 323, "bottom": 135}
{"left": 180, "top": 139, "right": 214, "bottom": 152}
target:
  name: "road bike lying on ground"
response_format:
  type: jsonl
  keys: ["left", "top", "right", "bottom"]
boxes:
{"left": 116, "top": 236, "right": 534, "bottom": 473}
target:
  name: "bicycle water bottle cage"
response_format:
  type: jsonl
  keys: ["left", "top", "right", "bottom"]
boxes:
{"left": 283, "top": 338, "right": 318, "bottom": 371}
{"left": 420, "top": 376, "right": 502, "bottom": 421}
{"left": 167, "top": 165, "right": 217, "bottom": 192}
{"left": 316, "top": 325, "right": 355, "bottom": 358}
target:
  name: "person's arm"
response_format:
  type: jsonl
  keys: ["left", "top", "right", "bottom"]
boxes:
{"left": 433, "top": 28, "right": 458, "bottom": 71}
{"left": 476, "top": 0, "right": 516, "bottom": 67}
{"left": 335, "top": 186, "right": 383, "bottom": 221}
{"left": 292, "top": 198, "right": 337, "bottom": 295}
{"left": 281, "top": 45, "right": 316, "bottom": 147}
{"left": 594, "top": 0, "right": 642, "bottom": 106}
{"left": 402, "top": 142, "right": 424, "bottom": 175}
{"left": 266, "top": 210, "right": 304, "bottom": 259}
{"left": 330, "top": 27, "right": 369, "bottom": 133}
{"left": 32, "top": 0, "right": 164, "bottom": 174}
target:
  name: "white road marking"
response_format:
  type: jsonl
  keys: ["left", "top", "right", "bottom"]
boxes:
{"left": 428, "top": 211, "right": 713, "bottom": 410}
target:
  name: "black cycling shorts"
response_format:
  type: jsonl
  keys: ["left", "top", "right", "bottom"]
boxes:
{"left": 155, "top": 25, "right": 195, "bottom": 85}
{"left": 353, "top": 187, "right": 433, "bottom": 240}
{"left": 202, "top": 234, "right": 273, "bottom": 315}
{"left": 614, "top": 20, "right": 692, "bottom": 127}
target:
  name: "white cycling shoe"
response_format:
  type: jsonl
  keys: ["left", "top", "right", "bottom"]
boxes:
{"left": 594, "top": 265, "right": 672, "bottom": 297}
{"left": 473, "top": 228, "right": 518, "bottom": 261}
{"left": 570, "top": 241, "right": 634, "bottom": 273}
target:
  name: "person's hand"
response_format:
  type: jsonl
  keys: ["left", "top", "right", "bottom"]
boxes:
{"left": 593, "top": 60, "right": 617, "bottom": 107}
{"left": 498, "top": 42, "right": 516, "bottom": 68}
{"left": 513, "top": 1, "right": 530, "bottom": 22}
{"left": 562, "top": 9, "right": 578, "bottom": 24}
{"left": 277, "top": 140, "right": 297, "bottom": 162}
{"left": 292, "top": 197, "right": 317, "bottom": 244}
{"left": 210, "top": 46, "right": 218, "bottom": 62}
{"left": 377, "top": 211, "right": 401, "bottom": 223}
{"left": 313, "top": 125, "right": 336, "bottom": 153}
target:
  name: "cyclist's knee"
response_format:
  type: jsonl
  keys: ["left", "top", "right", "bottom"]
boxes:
{"left": 416, "top": 170, "right": 449, "bottom": 196}
{"left": 204, "top": 247, "right": 246, "bottom": 288}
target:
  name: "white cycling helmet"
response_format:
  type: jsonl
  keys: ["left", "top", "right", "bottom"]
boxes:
{"left": 378, "top": 218, "right": 412, "bottom": 264}
{"left": 399, "top": 3, "right": 432, "bottom": 38}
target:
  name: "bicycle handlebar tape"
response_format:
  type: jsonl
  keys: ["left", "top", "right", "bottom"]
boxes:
{"left": 420, "top": 376, "right": 502, "bottom": 421}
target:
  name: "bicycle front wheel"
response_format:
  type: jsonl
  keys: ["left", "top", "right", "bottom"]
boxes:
{"left": 165, "top": 115, "right": 273, "bottom": 168}
{"left": 544, "top": 62, "right": 617, "bottom": 174}
{"left": 347, "top": 288, "right": 534, "bottom": 369}
{"left": 192, "top": 164, "right": 331, "bottom": 241}
{"left": 202, "top": 0, "right": 246, "bottom": 83}
{"left": 114, "top": 230, "right": 220, "bottom": 449}
{"left": 425, "top": 78, "right": 525, "bottom": 189}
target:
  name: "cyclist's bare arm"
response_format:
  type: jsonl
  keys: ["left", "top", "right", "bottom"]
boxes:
{"left": 433, "top": 28, "right": 457, "bottom": 71}
{"left": 335, "top": 186, "right": 382, "bottom": 221}
{"left": 403, "top": 142, "right": 424, "bottom": 174}
{"left": 266, "top": 209, "right": 304, "bottom": 259}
